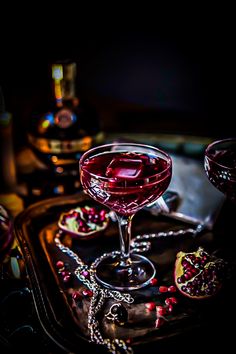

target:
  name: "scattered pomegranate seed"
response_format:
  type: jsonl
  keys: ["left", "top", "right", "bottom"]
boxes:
{"left": 82, "top": 289, "right": 93, "bottom": 297}
{"left": 165, "top": 298, "right": 172, "bottom": 306}
{"left": 156, "top": 305, "right": 167, "bottom": 316}
{"left": 159, "top": 286, "right": 168, "bottom": 293}
{"left": 169, "top": 297, "right": 178, "bottom": 305}
{"left": 72, "top": 291, "right": 82, "bottom": 301}
{"left": 168, "top": 285, "right": 177, "bottom": 292}
{"left": 167, "top": 304, "right": 173, "bottom": 313}
{"left": 150, "top": 278, "right": 158, "bottom": 286}
{"left": 61, "top": 270, "right": 71, "bottom": 277}
{"left": 145, "top": 302, "right": 156, "bottom": 311}
{"left": 56, "top": 260, "right": 64, "bottom": 269}
{"left": 63, "top": 275, "right": 71, "bottom": 283}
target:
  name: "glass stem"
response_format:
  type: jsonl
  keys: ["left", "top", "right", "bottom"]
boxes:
{"left": 115, "top": 213, "right": 134, "bottom": 267}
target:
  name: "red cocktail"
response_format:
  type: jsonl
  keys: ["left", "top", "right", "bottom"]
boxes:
{"left": 204, "top": 138, "right": 236, "bottom": 203}
{"left": 80, "top": 143, "right": 172, "bottom": 290}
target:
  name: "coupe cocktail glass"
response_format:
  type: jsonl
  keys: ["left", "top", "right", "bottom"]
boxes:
{"left": 204, "top": 138, "right": 236, "bottom": 204}
{"left": 79, "top": 143, "right": 172, "bottom": 291}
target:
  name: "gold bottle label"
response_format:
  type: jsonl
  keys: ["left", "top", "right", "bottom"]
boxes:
{"left": 28, "top": 133, "right": 92, "bottom": 154}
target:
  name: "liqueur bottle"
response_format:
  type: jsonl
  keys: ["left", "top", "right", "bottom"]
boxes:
{"left": 27, "top": 60, "right": 104, "bottom": 197}
{"left": 0, "top": 87, "right": 24, "bottom": 216}
{"left": 0, "top": 87, "right": 17, "bottom": 194}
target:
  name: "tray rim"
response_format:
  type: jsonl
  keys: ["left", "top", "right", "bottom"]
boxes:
{"left": 14, "top": 192, "right": 231, "bottom": 353}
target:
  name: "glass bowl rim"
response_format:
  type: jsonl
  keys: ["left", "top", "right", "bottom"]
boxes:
{"left": 205, "top": 137, "right": 236, "bottom": 170}
{"left": 79, "top": 142, "right": 172, "bottom": 182}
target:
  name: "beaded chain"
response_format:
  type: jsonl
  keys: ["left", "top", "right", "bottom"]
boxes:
{"left": 55, "top": 225, "right": 199, "bottom": 354}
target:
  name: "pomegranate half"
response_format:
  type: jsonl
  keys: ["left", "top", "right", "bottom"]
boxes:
{"left": 174, "top": 247, "right": 227, "bottom": 299}
{"left": 58, "top": 205, "right": 109, "bottom": 240}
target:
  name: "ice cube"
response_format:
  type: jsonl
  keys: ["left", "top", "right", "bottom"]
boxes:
{"left": 106, "top": 157, "right": 143, "bottom": 179}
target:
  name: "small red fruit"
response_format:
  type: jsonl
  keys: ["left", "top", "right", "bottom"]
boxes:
{"left": 159, "top": 286, "right": 168, "bottom": 293}
{"left": 168, "top": 285, "right": 176, "bottom": 293}
{"left": 56, "top": 260, "right": 64, "bottom": 269}
{"left": 145, "top": 302, "right": 156, "bottom": 311}
{"left": 150, "top": 278, "right": 158, "bottom": 286}
{"left": 156, "top": 305, "right": 167, "bottom": 316}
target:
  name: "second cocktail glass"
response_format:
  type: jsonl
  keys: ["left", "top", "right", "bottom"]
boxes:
{"left": 204, "top": 138, "right": 236, "bottom": 204}
{"left": 79, "top": 143, "right": 172, "bottom": 291}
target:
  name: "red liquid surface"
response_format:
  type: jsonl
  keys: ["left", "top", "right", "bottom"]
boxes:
{"left": 205, "top": 148, "right": 236, "bottom": 201}
{"left": 80, "top": 151, "right": 171, "bottom": 215}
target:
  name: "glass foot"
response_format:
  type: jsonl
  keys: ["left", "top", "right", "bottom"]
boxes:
{"left": 95, "top": 253, "right": 156, "bottom": 291}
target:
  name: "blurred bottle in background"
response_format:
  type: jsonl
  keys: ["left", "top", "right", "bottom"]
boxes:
{"left": 25, "top": 60, "right": 104, "bottom": 200}
{"left": 0, "top": 87, "right": 24, "bottom": 217}
{"left": 0, "top": 87, "right": 24, "bottom": 281}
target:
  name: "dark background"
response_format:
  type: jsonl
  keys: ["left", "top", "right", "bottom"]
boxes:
{"left": 0, "top": 13, "right": 235, "bottom": 148}
{"left": 1, "top": 12, "right": 236, "bottom": 354}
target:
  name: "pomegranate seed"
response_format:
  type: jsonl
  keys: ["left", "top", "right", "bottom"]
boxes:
{"left": 155, "top": 317, "right": 165, "bottom": 328}
{"left": 159, "top": 286, "right": 168, "bottom": 293}
{"left": 82, "top": 289, "right": 93, "bottom": 297}
{"left": 167, "top": 304, "right": 174, "bottom": 313}
{"left": 63, "top": 275, "right": 71, "bottom": 283}
{"left": 168, "top": 285, "right": 176, "bottom": 293}
{"left": 191, "top": 268, "right": 198, "bottom": 274}
{"left": 169, "top": 297, "right": 178, "bottom": 305}
{"left": 181, "top": 259, "right": 189, "bottom": 267}
{"left": 165, "top": 298, "right": 172, "bottom": 306}
{"left": 156, "top": 306, "right": 167, "bottom": 316}
{"left": 184, "top": 272, "right": 193, "bottom": 280}
{"left": 81, "top": 227, "right": 88, "bottom": 233}
{"left": 56, "top": 260, "right": 64, "bottom": 269}
{"left": 150, "top": 278, "right": 158, "bottom": 286}
{"left": 100, "top": 210, "right": 106, "bottom": 217}
{"left": 177, "top": 277, "right": 182, "bottom": 284}
{"left": 188, "top": 254, "right": 195, "bottom": 260}
{"left": 89, "top": 208, "right": 96, "bottom": 215}
{"left": 72, "top": 291, "right": 82, "bottom": 301}
{"left": 145, "top": 302, "right": 156, "bottom": 311}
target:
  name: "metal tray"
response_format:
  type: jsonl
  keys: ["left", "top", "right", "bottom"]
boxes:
{"left": 14, "top": 193, "right": 236, "bottom": 353}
